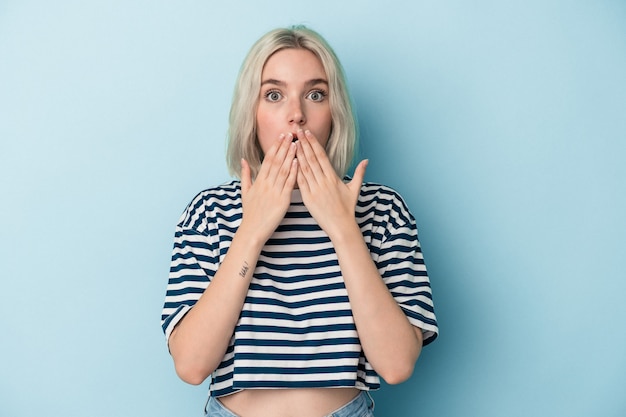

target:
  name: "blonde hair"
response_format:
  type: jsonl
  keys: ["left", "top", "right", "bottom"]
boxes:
{"left": 226, "top": 26, "right": 357, "bottom": 179}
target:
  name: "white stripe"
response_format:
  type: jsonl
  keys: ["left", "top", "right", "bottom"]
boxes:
{"left": 165, "top": 280, "right": 208, "bottom": 292}
{"left": 257, "top": 253, "right": 338, "bottom": 266}
{"left": 246, "top": 288, "right": 347, "bottom": 303}
{"left": 233, "top": 358, "right": 357, "bottom": 368}
{"left": 233, "top": 372, "right": 357, "bottom": 382}
{"left": 233, "top": 345, "right": 361, "bottom": 355}
{"left": 251, "top": 275, "right": 342, "bottom": 290}
{"left": 238, "top": 316, "right": 354, "bottom": 328}
{"left": 242, "top": 301, "right": 353, "bottom": 316}
{"left": 234, "top": 330, "right": 358, "bottom": 341}
{"left": 164, "top": 293, "right": 203, "bottom": 304}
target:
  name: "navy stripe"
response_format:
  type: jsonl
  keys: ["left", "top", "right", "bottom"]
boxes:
{"left": 240, "top": 309, "right": 354, "bottom": 321}
{"left": 244, "top": 295, "right": 350, "bottom": 309}
{"left": 236, "top": 323, "right": 356, "bottom": 334}
{"left": 255, "top": 258, "right": 339, "bottom": 271}
{"left": 249, "top": 281, "right": 345, "bottom": 296}
{"left": 232, "top": 379, "right": 356, "bottom": 389}
{"left": 233, "top": 351, "right": 361, "bottom": 361}
{"left": 266, "top": 236, "right": 330, "bottom": 245}
{"left": 235, "top": 337, "right": 360, "bottom": 347}
{"left": 234, "top": 365, "right": 356, "bottom": 374}
{"left": 254, "top": 270, "right": 342, "bottom": 283}
{"left": 260, "top": 246, "right": 337, "bottom": 258}
{"left": 165, "top": 274, "right": 210, "bottom": 286}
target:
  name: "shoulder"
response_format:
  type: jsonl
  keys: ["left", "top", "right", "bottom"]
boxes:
{"left": 359, "top": 182, "right": 411, "bottom": 212}
{"left": 189, "top": 180, "right": 242, "bottom": 205}
{"left": 343, "top": 176, "right": 405, "bottom": 205}
{"left": 359, "top": 181, "right": 404, "bottom": 201}
{"left": 357, "top": 181, "right": 416, "bottom": 229}
{"left": 177, "top": 180, "right": 242, "bottom": 231}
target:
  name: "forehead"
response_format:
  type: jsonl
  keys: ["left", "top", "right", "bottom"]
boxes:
{"left": 261, "top": 48, "right": 327, "bottom": 81}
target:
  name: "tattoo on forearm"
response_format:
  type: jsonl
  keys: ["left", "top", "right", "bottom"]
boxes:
{"left": 239, "top": 261, "right": 250, "bottom": 278}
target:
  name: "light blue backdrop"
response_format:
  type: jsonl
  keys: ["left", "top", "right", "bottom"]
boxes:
{"left": 1, "top": 1, "right": 624, "bottom": 416}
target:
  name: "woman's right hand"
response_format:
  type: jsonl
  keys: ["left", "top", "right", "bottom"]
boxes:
{"left": 239, "top": 134, "right": 298, "bottom": 245}
{"left": 169, "top": 135, "right": 297, "bottom": 385}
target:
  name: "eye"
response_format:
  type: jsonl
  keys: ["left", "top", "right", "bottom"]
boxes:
{"left": 307, "top": 89, "right": 327, "bottom": 102}
{"left": 264, "top": 90, "right": 282, "bottom": 102}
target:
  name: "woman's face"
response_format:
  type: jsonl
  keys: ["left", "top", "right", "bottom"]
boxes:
{"left": 256, "top": 48, "right": 332, "bottom": 155}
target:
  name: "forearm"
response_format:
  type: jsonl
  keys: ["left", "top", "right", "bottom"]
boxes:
{"left": 168, "top": 223, "right": 264, "bottom": 385}
{"left": 331, "top": 223, "right": 423, "bottom": 384}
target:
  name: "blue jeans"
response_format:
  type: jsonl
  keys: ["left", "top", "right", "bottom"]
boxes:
{"left": 204, "top": 391, "right": 375, "bottom": 417}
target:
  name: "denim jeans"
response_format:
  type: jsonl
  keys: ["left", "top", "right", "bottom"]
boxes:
{"left": 204, "top": 391, "right": 375, "bottom": 417}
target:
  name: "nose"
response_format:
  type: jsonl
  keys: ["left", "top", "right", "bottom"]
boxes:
{"left": 288, "top": 98, "right": 306, "bottom": 126}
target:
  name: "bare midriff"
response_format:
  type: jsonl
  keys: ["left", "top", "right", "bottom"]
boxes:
{"left": 218, "top": 387, "right": 361, "bottom": 417}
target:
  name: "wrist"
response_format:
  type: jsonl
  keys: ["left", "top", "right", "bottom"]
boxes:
{"left": 234, "top": 220, "right": 268, "bottom": 254}
{"left": 327, "top": 220, "right": 363, "bottom": 247}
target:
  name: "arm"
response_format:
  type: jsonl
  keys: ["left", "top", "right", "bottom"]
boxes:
{"left": 168, "top": 135, "right": 298, "bottom": 385}
{"left": 331, "top": 223, "right": 423, "bottom": 384}
{"left": 295, "top": 129, "right": 422, "bottom": 384}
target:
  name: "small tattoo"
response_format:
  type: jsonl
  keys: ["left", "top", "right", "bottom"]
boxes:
{"left": 239, "top": 261, "right": 250, "bottom": 278}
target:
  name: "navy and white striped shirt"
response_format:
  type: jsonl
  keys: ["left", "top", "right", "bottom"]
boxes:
{"left": 162, "top": 180, "right": 438, "bottom": 397}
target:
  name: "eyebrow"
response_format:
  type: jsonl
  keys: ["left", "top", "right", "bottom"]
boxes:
{"left": 261, "top": 78, "right": 328, "bottom": 87}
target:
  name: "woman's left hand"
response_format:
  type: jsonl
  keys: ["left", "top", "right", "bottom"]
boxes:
{"left": 296, "top": 129, "right": 423, "bottom": 383}
{"left": 294, "top": 129, "right": 368, "bottom": 240}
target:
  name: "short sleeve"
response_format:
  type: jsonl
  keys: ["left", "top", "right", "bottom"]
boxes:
{"left": 160, "top": 203, "right": 219, "bottom": 348}
{"left": 375, "top": 192, "right": 438, "bottom": 346}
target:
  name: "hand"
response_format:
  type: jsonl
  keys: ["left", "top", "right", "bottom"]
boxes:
{"left": 240, "top": 134, "right": 298, "bottom": 244}
{"left": 294, "top": 129, "right": 368, "bottom": 239}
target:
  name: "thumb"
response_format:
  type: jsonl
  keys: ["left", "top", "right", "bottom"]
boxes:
{"left": 240, "top": 158, "right": 252, "bottom": 194}
{"left": 350, "top": 159, "right": 368, "bottom": 188}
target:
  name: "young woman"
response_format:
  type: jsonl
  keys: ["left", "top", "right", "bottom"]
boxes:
{"left": 162, "top": 26, "right": 438, "bottom": 417}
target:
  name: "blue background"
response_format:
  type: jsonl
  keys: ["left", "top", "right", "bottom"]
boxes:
{"left": 1, "top": 1, "right": 625, "bottom": 416}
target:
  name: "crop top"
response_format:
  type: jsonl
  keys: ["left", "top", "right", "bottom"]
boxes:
{"left": 161, "top": 180, "right": 438, "bottom": 397}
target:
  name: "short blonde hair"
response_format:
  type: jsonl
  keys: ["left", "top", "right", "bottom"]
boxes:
{"left": 226, "top": 26, "right": 357, "bottom": 179}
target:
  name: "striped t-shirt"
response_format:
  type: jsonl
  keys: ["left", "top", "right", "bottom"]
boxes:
{"left": 161, "top": 180, "right": 438, "bottom": 397}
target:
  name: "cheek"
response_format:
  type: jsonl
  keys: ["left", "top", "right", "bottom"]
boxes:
{"left": 256, "top": 106, "right": 277, "bottom": 134}
{"left": 319, "top": 111, "right": 333, "bottom": 143}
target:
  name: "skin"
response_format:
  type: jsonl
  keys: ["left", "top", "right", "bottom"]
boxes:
{"left": 168, "top": 48, "right": 423, "bottom": 417}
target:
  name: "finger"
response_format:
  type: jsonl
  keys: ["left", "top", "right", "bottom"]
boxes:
{"left": 257, "top": 134, "right": 287, "bottom": 180}
{"left": 301, "top": 129, "right": 336, "bottom": 177}
{"left": 273, "top": 133, "right": 294, "bottom": 165}
{"left": 266, "top": 133, "right": 296, "bottom": 183}
{"left": 348, "top": 159, "right": 368, "bottom": 193}
{"left": 296, "top": 162, "right": 310, "bottom": 193}
{"left": 284, "top": 157, "right": 299, "bottom": 192}
{"left": 352, "top": 159, "right": 368, "bottom": 185}
{"left": 241, "top": 158, "right": 252, "bottom": 194}
{"left": 276, "top": 140, "right": 298, "bottom": 187}
{"left": 295, "top": 130, "right": 325, "bottom": 183}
